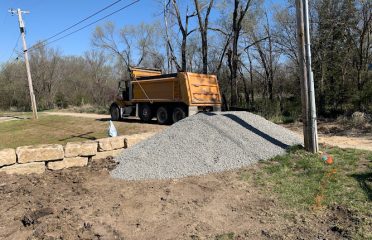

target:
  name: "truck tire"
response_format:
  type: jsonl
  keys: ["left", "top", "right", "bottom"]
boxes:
{"left": 172, "top": 107, "right": 187, "bottom": 123}
{"left": 139, "top": 104, "right": 153, "bottom": 122}
{"left": 110, "top": 104, "right": 121, "bottom": 121}
{"left": 156, "top": 106, "right": 170, "bottom": 125}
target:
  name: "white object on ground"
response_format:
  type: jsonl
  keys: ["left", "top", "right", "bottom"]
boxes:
{"left": 108, "top": 120, "right": 118, "bottom": 137}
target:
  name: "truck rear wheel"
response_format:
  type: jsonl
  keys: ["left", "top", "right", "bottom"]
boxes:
{"left": 156, "top": 106, "right": 170, "bottom": 125}
{"left": 139, "top": 104, "right": 153, "bottom": 122}
{"left": 172, "top": 107, "right": 187, "bottom": 123}
{"left": 110, "top": 104, "right": 121, "bottom": 121}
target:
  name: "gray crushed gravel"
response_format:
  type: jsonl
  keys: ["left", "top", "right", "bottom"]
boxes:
{"left": 111, "top": 111, "right": 302, "bottom": 180}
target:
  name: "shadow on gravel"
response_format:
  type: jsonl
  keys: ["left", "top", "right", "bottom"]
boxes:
{"left": 222, "top": 114, "right": 289, "bottom": 149}
{"left": 204, "top": 112, "right": 289, "bottom": 149}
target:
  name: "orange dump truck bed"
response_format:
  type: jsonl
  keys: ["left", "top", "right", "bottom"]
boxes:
{"left": 131, "top": 71, "right": 222, "bottom": 106}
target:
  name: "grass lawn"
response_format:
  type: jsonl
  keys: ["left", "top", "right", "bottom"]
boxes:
{"left": 0, "top": 113, "right": 163, "bottom": 149}
{"left": 241, "top": 146, "right": 372, "bottom": 239}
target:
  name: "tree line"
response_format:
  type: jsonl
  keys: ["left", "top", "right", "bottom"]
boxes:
{"left": 0, "top": 0, "right": 371, "bottom": 119}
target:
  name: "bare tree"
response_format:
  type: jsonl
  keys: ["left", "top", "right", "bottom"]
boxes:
{"left": 252, "top": 12, "right": 278, "bottom": 102}
{"left": 163, "top": 0, "right": 181, "bottom": 72}
{"left": 92, "top": 22, "right": 131, "bottom": 68}
{"left": 273, "top": 6, "right": 299, "bottom": 64}
{"left": 194, "top": 0, "right": 214, "bottom": 73}
{"left": 30, "top": 43, "right": 62, "bottom": 109}
{"left": 355, "top": 0, "right": 372, "bottom": 91}
{"left": 93, "top": 22, "right": 164, "bottom": 71}
{"left": 166, "top": 0, "right": 197, "bottom": 71}
{"left": 229, "top": 0, "right": 253, "bottom": 106}
{"left": 84, "top": 50, "right": 113, "bottom": 106}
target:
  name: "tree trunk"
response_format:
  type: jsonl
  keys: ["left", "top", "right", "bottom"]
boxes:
{"left": 181, "top": 36, "right": 187, "bottom": 71}
{"left": 319, "top": 59, "right": 326, "bottom": 115}
{"left": 171, "top": 0, "right": 196, "bottom": 72}
{"left": 248, "top": 52, "right": 254, "bottom": 105}
{"left": 230, "top": 0, "right": 240, "bottom": 107}
{"left": 241, "top": 72, "right": 250, "bottom": 107}
{"left": 194, "top": 0, "right": 213, "bottom": 74}
{"left": 201, "top": 32, "right": 208, "bottom": 74}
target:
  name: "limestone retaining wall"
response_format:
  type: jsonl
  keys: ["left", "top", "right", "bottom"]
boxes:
{"left": 0, "top": 132, "right": 156, "bottom": 175}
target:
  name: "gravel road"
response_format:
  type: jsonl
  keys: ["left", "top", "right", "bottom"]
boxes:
{"left": 111, "top": 111, "right": 302, "bottom": 180}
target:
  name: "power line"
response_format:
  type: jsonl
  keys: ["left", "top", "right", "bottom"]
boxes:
{"left": 35, "top": 0, "right": 124, "bottom": 47}
{"left": 6, "top": 34, "right": 21, "bottom": 63}
{"left": 28, "top": 0, "right": 140, "bottom": 51}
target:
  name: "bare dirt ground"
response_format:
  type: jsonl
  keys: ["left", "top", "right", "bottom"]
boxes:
{"left": 0, "top": 116, "right": 29, "bottom": 123}
{"left": 283, "top": 121, "right": 372, "bottom": 151}
{"left": 0, "top": 112, "right": 369, "bottom": 239}
{"left": 0, "top": 158, "right": 360, "bottom": 240}
{"left": 0, "top": 117, "right": 19, "bottom": 123}
{"left": 43, "top": 111, "right": 111, "bottom": 119}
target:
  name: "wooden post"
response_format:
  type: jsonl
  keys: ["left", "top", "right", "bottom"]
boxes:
{"left": 295, "top": 0, "right": 310, "bottom": 149}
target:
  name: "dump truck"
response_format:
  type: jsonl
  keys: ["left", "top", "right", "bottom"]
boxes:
{"left": 110, "top": 67, "right": 222, "bottom": 124}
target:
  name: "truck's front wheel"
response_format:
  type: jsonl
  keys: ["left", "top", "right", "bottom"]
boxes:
{"left": 139, "top": 104, "right": 153, "bottom": 122}
{"left": 110, "top": 104, "right": 121, "bottom": 121}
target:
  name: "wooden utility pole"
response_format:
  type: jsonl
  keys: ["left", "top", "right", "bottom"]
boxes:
{"left": 295, "top": 0, "right": 318, "bottom": 153}
{"left": 9, "top": 8, "right": 38, "bottom": 119}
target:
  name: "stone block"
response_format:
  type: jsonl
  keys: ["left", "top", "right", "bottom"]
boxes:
{"left": 91, "top": 151, "right": 113, "bottom": 161}
{"left": 91, "top": 149, "right": 123, "bottom": 161}
{"left": 125, "top": 132, "right": 157, "bottom": 148}
{"left": 16, "top": 144, "right": 64, "bottom": 164}
{"left": 64, "top": 141, "right": 97, "bottom": 157}
{"left": 97, "top": 136, "right": 125, "bottom": 151}
{"left": 0, "top": 162, "right": 45, "bottom": 175}
{"left": 0, "top": 148, "right": 16, "bottom": 167}
{"left": 47, "top": 157, "right": 88, "bottom": 171}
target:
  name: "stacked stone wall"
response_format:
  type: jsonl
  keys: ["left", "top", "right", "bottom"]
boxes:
{"left": 0, "top": 132, "right": 156, "bottom": 175}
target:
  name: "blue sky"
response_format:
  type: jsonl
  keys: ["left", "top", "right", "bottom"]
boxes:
{"left": 0, "top": 0, "right": 285, "bottom": 64}
{"left": 0, "top": 0, "right": 162, "bottom": 63}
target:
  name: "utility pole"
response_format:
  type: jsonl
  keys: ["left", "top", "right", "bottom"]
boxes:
{"left": 303, "top": 0, "right": 318, "bottom": 153}
{"left": 295, "top": 0, "right": 318, "bottom": 153}
{"left": 9, "top": 8, "right": 38, "bottom": 119}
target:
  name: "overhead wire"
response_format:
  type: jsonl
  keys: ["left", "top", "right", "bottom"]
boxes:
{"left": 33, "top": 0, "right": 124, "bottom": 47}
{"left": 28, "top": 0, "right": 140, "bottom": 52}
{"left": 5, "top": 34, "right": 21, "bottom": 63}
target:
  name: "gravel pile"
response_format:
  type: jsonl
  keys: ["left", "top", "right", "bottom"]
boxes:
{"left": 111, "top": 111, "right": 302, "bottom": 180}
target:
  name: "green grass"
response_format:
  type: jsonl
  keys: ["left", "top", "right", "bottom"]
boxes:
{"left": 55, "top": 104, "right": 110, "bottom": 114}
{"left": 269, "top": 115, "right": 296, "bottom": 124}
{"left": 0, "top": 113, "right": 161, "bottom": 149}
{"left": 242, "top": 146, "right": 372, "bottom": 238}
{"left": 215, "top": 232, "right": 235, "bottom": 240}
